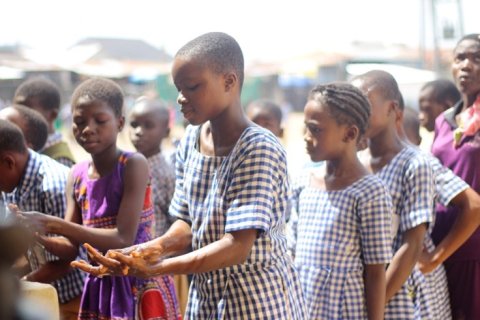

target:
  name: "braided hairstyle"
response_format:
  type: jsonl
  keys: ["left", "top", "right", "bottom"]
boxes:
{"left": 308, "top": 82, "right": 371, "bottom": 137}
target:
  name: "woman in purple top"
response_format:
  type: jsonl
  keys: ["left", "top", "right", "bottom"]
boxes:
{"left": 431, "top": 33, "right": 480, "bottom": 319}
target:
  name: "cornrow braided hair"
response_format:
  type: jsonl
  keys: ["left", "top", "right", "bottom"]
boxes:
{"left": 309, "top": 82, "right": 371, "bottom": 136}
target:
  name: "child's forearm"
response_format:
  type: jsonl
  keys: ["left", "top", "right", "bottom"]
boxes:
{"left": 148, "top": 219, "right": 193, "bottom": 258}
{"left": 38, "top": 236, "right": 78, "bottom": 261}
{"left": 50, "top": 218, "right": 139, "bottom": 252}
{"left": 364, "top": 264, "right": 386, "bottom": 320}
{"left": 143, "top": 228, "right": 257, "bottom": 276}
{"left": 23, "top": 259, "right": 72, "bottom": 283}
{"left": 386, "top": 224, "right": 426, "bottom": 301}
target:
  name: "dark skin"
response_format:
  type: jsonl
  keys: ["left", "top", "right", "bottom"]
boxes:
{"left": 12, "top": 96, "right": 57, "bottom": 134}
{"left": 73, "top": 56, "right": 259, "bottom": 278}
{"left": 18, "top": 99, "right": 150, "bottom": 271}
{"left": 1, "top": 149, "right": 74, "bottom": 283}
{"left": 452, "top": 39, "right": 480, "bottom": 109}
{"left": 303, "top": 98, "right": 386, "bottom": 320}
{"left": 396, "top": 109, "right": 480, "bottom": 274}
{"left": 129, "top": 104, "right": 170, "bottom": 158}
{"left": 352, "top": 77, "right": 428, "bottom": 303}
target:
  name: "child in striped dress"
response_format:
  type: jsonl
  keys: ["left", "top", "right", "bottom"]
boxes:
{"left": 352, "top": 70, "right": 451, "bottom": 319}
{"left": 288, "top": 83, "right": 392, "bottom": 319}
{"left": 76, "top": 32, "right": 307, "bottom": 319}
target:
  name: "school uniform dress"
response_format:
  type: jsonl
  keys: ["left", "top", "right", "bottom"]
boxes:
{"left": 377, "top": 146, "right": 451, "bottom": 319}
{"left": 431, "top": 103, "right": 480, "bottom": 319}
{"left": 287, "top": 171, "right": 392, "bottom": 319}
{"left": 1, "top": 150, "right": 84, "bottom": 304}
{"left": 170, "top": 125, "right": 307, "bottom": 320}
{"left": 147, "top": 152, "right": 176, "bottom": 237}
{"left": 74, "top": 152, "right": 180, "bottom": 320}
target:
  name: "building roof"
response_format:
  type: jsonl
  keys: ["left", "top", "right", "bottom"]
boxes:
{"left": 73, "top": 38, "right": 172, "bottom": 63}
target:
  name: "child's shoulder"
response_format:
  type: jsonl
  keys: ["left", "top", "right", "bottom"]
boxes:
{"left": 398, "top": 145, "right": 432, "bottom": 173}
{"left": 237, "top": 125, "right": 285, "bottom": 155}
{"left": 349, "top": 174, "right": 391, "bottom": 202}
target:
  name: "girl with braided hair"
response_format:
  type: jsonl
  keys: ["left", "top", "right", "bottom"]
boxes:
{"left": 287, "top": 82, "right": 392, "bottom": 319}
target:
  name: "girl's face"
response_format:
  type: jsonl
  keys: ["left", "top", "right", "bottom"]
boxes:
{"left": 72, "top": 99, "right": 124, "bottom": 155}
{"left": 303, "top": 99, "right": 351, "bottom": 162}
{"left": 129, "top": 108, "right": 169, "bottom": 158}
{"left": 452, "top": 39, "right": 480, "bottom": 97}
{"left": 172, "top": 57, "right": 232, "bottom": 125}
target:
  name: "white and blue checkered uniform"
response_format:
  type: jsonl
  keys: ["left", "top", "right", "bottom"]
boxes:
{"left": 170, "top": 125, "right": 307, "bottom": 319}
{"left": 1, "top": 150, "right": 84, "bottom": 303}
{"left": 287, "top": 169, "right": 392, "bottom": 319}
{"left": 422, "top": 152, "right": 468, "bottom": 319}
{"left": 377, "top": 146, "right": 451, "bottom": 319}
{"left": 427, "top": 152, "right": 469, "bottom": 208}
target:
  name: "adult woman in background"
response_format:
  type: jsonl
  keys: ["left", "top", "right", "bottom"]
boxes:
{"left": 431, "top": 33, "right": 480, "bottom": 319}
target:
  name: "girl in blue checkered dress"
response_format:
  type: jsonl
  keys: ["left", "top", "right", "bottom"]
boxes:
{"left": 288, "top": 83, "right": 392, "bottom": 319}
{"left": 78, "top": 32, "right": 307, "bottom": 319}
{"left": 352, "top": 70, "right": 451, "bottom": 319}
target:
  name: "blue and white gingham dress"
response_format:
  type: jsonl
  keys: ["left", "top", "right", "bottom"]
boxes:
{"left": 287, "top": 169, "right": 392, "bottom": 319}
{"left": 170, "top": 125, "right": 307, "bottom": 319}
{"left": 377, "top": 146, "right": 451, "bottom": 319}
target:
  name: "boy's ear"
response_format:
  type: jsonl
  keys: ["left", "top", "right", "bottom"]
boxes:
{"left": 0, "top": 153, "right": 16, "bottom": 170}
{"left": 224, "top": 72, "right": 237, "bottom": 91}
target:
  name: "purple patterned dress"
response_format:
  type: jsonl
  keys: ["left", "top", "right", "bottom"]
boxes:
{"left": 431, "top": 103, "right": 480, "bottom": 319}
{"left": 74, "top": 151, "right": 180, "bottom": 320}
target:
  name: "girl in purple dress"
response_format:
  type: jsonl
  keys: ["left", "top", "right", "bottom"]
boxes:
{"left": 22, "top": 78, "right": 180, "bottom": 319}
{"left": 431, "top": 33, "right": 480, "bottom": 319}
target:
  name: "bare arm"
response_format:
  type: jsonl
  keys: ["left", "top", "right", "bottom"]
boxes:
{"left": 364, "top": 264, "right": 386, "bottom": 320}
{"left": 112, "top": 228, "right": 258, "bottom": 277}
{"left": 386, "top": 223, "right": 427, "bottom": 301}
{"left": 72, "top": 219, "right": 193, "bottom": 276}
{"left": 418, "top": 188, "right": 480, "bottom": 273}
{"left": 26, "top": 154, "right": 149, "bottom": 252}
{"left": 23, "top": 259, "right": 72, "bottom": 283}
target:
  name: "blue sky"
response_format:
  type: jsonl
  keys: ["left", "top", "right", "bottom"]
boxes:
{"left": 1, "top": 0, "right": 478, "bottom": 63}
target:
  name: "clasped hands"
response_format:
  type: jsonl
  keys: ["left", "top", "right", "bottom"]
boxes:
{"left": 71, "top": 243, "right": 165, "bottom": 279}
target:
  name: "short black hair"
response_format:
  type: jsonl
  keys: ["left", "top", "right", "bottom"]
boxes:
{"left": 0, "top": 119, "right": 27, "bottom": 154}
{"left": 309, "top": 82, "right": 371, "bottom": 136}
{"left": 71, "top": 77, "right": 124, "bottom": 117}
{"left": 403, "top": 106, "right": 421, "bottom": 139}
{"left": 11, "top": 104, "right": 48, "bottom": 151}
{"left": 246, "top": 99, "right": 283, "bottom": 123}
{"left": 353, "top": 70, "right": 404, "bottom": 110}
{"left": 176, "top": 32, "right": 245, "bottom": 88}
{"left": 14, "top": 77, "right": 61, "bottom": 111}
{"left": 421, "top": 79, "right": 460, "bottom": 107}
{"left": 131, "top": 96, "right": 170, "bottom": 123}
{"left": 455, "top": 33, "right": 480, "bottom": 49}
